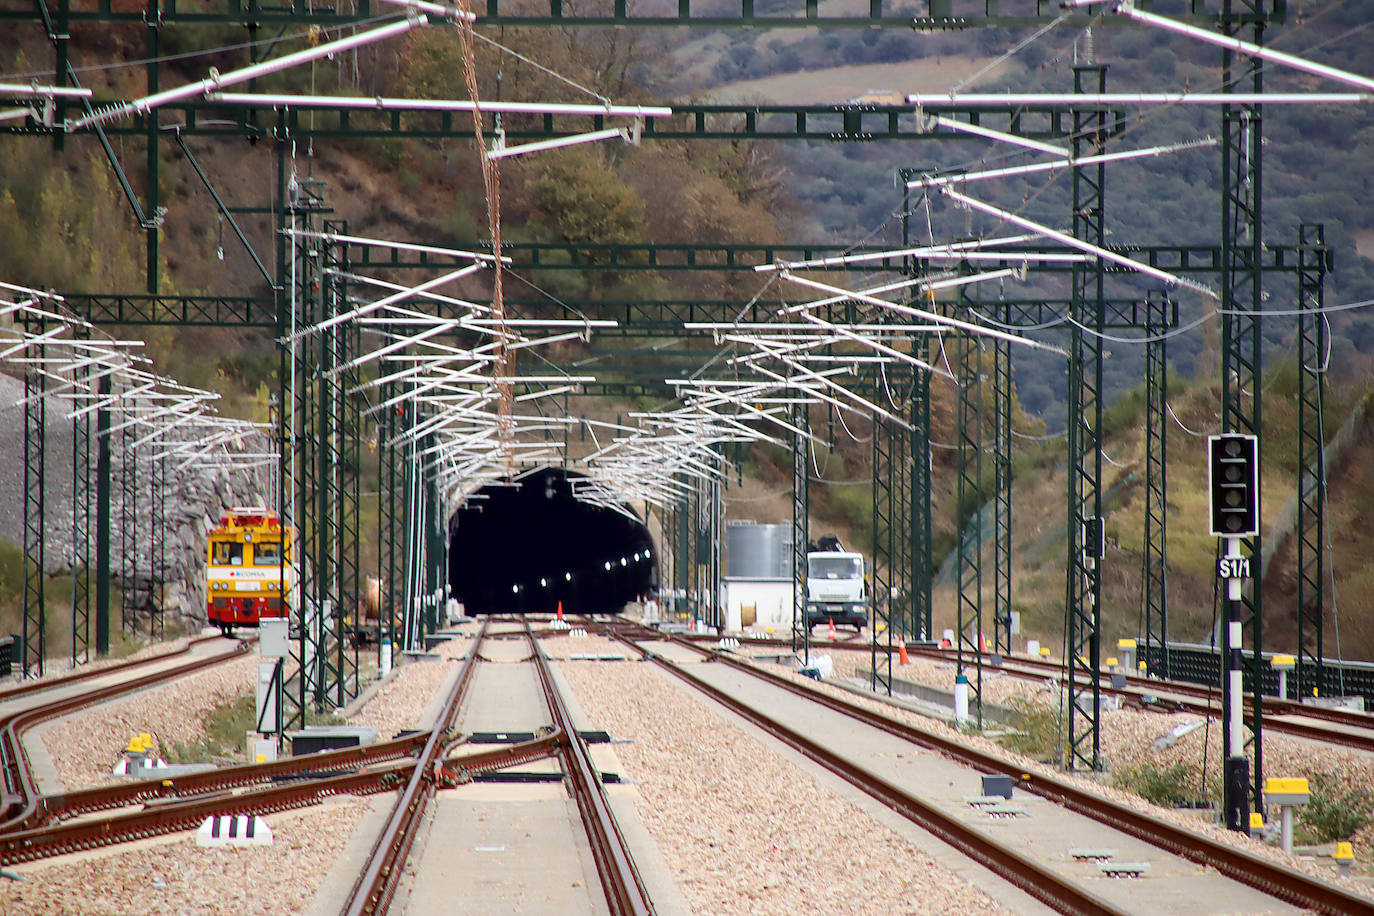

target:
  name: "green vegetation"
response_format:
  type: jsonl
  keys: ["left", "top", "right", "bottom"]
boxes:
{"left": 1110, "top": 760, "right": 1211, "bottom": 809}
{"left": 1297, "top": 774, "right": 1374, "bottom": 844}
{"left": 165, "top": 689, "right": 257, "bottom": 765}
{"left": 995, "top": 697, "right": 1063, "bottom": 763}
{"left": 0, "top": 540, "right": 147, "bottom": 663}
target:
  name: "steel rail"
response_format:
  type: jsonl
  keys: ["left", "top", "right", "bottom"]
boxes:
{"left": 0, "top": 760, "right": 415, "bottom": 865}
{"left": 0, "top": 639, "right": 252, "bottom": 831}
{"left": 659, "top": 632, "right": 1374, "bottom": 753}
{"left": 0, "top": 634, "right": 226, "bottom": 702}
{"left": 342, "top": 618, "right": 490, "bottom": 916}
{"left": 611, "top": 630, "right": 1122, "bottom": 916}
{"left": 526, "top": 620, "right": 654, "bottom": 916}
{"left": 635, "top": 630, "right": 1371, "bottom": 916}
{"left": 36, "top": 730, "right": 434, "bottom": 824}
{"left": 0, "top": 732, "right": 560, "bottom": 867}
{"left": 900, "top": 645, "right": 1374, "bottom": 753}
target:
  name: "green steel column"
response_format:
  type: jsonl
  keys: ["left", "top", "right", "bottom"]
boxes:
{"left": 1295, "top": 224, "right": 1329, "bottom": 700}
{"left": 791, "top": 401, "right": 809, "bottom": 656}
{"left": 1065, "top": 59, "right": 1108, "bottom": 771}
{"left": 144, "top": 2, "right": 159, "bottom": 293}
{"left": 71, "top": 351, "right": 91, "bottom": 666}
{"left": 95, "top": 374, "right": 112, "bottom": 656}
{"left": 871, "top": 373, "right": 895, "bottom": 695}
{"left": 1141, "top": 292, "right": 1171, "bottom": 679}
{"left": 1219, "top": 0, "right": 1266, "bottom": 823}
{"left": 120, "top": 410, "right": 137, "bottom": 635}
{"left": 22, "top": 345, "right": 47, "bottom": 677}
{"left": 954, "top": 322, "right": 983, "bottom": 728}
{"left": 993, "top": 324, "right": 1012, "bottom": 655}
{"left": 52, "top": 0, "right": 68, "bottom": 151}
{"left": 910, "top": 342, "right": 932, "bottom": 642}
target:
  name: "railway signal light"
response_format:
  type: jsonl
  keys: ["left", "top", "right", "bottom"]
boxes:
{"left": 1208, "top": 434, "right": 1258, "bottom": 538}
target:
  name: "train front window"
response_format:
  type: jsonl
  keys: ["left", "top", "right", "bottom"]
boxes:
{"left": 253, "top": 540, "right": 282, "bottom": 566}
{"left": 212, "top": 541, "right": 244, "bottom": 566}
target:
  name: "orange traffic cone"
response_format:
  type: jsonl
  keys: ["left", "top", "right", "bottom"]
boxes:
{"left": 556, "top": 601, "right": 564, "bottom": 622}
{"left": 898, "top": 643, "right": 910, "bottom": 666}
{"left": 827, "top": 618, "right": 836, "bottom": 641}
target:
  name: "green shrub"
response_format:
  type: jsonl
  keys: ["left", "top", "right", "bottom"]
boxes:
{"left": 1111, "top": 760, "right": 1206, "bottom": 807}
{"left": 1298, "top": 773, "right": 1374, "bottom": 844}
{"left": 995, "top": 696, "right": 1063, "bottom": 763}
{"left": 166, "top": 689, "right": 257, "bottom": 765}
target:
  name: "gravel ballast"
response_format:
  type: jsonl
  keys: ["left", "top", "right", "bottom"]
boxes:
{"left": 37, "top": 653, "right": 260, "bottom": 791}
{"left": 0, "top": 797, "right": 371, "bottom": 915}
{"left": 16, "top": 626, "right": 1374, "bottom": 912}
{"left": 554, "top": 641, "right": 1015, "bottom": 916}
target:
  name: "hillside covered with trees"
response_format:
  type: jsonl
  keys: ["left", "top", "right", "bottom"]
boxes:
{"left": 2, "top": 5, "right": 1374, "bottom": 662}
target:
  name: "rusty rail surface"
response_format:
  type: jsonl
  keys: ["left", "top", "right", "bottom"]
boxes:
{"left": 0, "top": 635, "right": 227, "bottom": 703}
{"left": 0, "top": 731, "right": 560, "bottom": 866}
{"left": 38, "top": 730, "right": 434, "bottom": 824}
{"left": 528, "top": 620, "right": 654, "bottom": 916}
{"left": 614, "top": 630, "right": 1123, "bottom": 916}
{"left": 342, "top": 618, "right": 490, "bottom": 916}
{"left": 899, "top": 645, "right": 1374, "bottom": 754}
{"left": 0, "top": 639, "right": 253, "bottom": 832}
{"left": 651, "top": 631, "right": 1374, "bottom": 754}
{"left": 629, "top": 630, "right": 1371, "bottom": 916}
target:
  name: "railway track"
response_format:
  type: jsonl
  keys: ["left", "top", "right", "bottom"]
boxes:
{"left": 0, "top": 634, "right": 227, "bottom": 703}
{"left": 675, "top": 632, "right": 1374, "bottom": 754}
{"left": 0, "top": 636, "right": 253, "bottom": 833}
{"left": 611, "top": 622, "right": 1371, "bottom": 916}
{"left": 528, "top": 619, "right": 654, "bottom": 916}
{"left": 346, "top": 617, "right": 653, "bottom": 915}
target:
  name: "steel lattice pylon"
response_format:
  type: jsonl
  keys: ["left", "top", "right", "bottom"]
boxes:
{"left": 791, "top": 402, "right": 809, "bottom": 656}
{"left": 379, "top": 337, "right": 406, "bottom": 662}
{"left": 954, "top": 319, "right": 983, "bottom": 728}
{"left": 277, "top": 172, "right": 359, "bottom": 727}
{"left": 119, "top": 412, "right": 138, "bottom": 635}
{"left": 1295, "top": 224, "right": 1330, "bottom": 700}
{"left": 322, "top": 222, "right": 361, "bottom": 707}
{"left": 1141, "top": 292, "right": 1172, "bottom": 680}
{"left": 993, "top": 318, "right": 1013, "bottom": 655}
{"left": 71, "top": 345, "right": 92, "bottom": 667}
{"left": 22, "top": 344, "right": 46, "bottom": 678}
{"left": 1065, "top": 60, "right": 1108, "bottom": 771}
{"left": 909, "top": 337, "right": 932, "bottom": 644}
{"left": 870, "top": 372, "right": 900, "bottom": 695}
{"left": 1219, "top": 5, "right": 1266, "bottom": 822}
{"left": 898, "top": 190, "right": 933, "bottom": 646}
{"left": 150, "top": 448, "right": 165, "bottom": 640}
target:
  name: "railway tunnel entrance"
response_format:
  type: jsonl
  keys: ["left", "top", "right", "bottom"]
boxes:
{"left": 448, "top": 468, "right": 657, "bottom": 615}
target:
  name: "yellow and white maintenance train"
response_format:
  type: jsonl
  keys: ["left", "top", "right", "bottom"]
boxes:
{"left": 206, "top": 507, "right": 296, "bottom": 636}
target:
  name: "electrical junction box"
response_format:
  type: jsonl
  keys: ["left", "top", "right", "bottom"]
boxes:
{"left": 260, "top": 618, "right": 290, "bottom": 658}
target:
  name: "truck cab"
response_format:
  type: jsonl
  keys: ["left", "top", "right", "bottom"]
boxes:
{"left": 805, "top": 550, "right": 868, "bottom": 631}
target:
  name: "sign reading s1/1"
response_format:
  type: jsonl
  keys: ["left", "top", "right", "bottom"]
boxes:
{"left": 1218, "top": 557, "right": 1252, "bottom": 579}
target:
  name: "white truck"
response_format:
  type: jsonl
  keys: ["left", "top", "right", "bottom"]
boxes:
{"left": 804, "top": 541, "right": 868, "bottom": 631}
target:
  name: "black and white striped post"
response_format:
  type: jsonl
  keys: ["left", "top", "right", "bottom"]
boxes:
{"left": 1209, "top": 433, "right": 1259, "bottom": 833}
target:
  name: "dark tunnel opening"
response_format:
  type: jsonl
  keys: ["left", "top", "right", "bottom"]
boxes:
{"left": 448, "top": 468, "right": 657, "bottom": 615}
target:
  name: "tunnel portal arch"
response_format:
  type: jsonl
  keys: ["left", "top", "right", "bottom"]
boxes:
{"left": 448, "top": 469, "right": 657, "bottom": 615}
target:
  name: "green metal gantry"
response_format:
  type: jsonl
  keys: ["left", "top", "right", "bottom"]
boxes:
{"left": 1065, "top": 59, "right": 1108, "bottom": 772}
{"left": 1219, "top": 1, "right": 1267, "bottom": 818}
{"left": 1140, "top": 291, "right": 1172, "bottom": 680}
{"left": 1295, "top": 223, "right": 1331, "bottom": 699}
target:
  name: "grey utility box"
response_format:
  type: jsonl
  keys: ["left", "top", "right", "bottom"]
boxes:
{"left": 260, "top": 618, "right": 291, "bottom": 659}
{"left": 287, "top": 725, "right": 379, "bottom": 756}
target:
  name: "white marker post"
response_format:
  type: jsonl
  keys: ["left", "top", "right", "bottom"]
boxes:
{"left": 1209, "top": 433, "right": 1259, "bottom": 832}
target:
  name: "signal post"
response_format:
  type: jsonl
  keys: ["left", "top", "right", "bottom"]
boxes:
{"left": 1209, "top": 433, "right": 1259, "bottom": 832}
